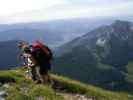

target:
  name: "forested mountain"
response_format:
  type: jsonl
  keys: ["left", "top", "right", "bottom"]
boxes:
{"left": 53, "top": 20, "right": 133, "bottom": 90}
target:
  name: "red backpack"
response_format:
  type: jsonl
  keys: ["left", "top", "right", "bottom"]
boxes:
{"left": 32, "top": 41, "right": 53, "bottom": 62}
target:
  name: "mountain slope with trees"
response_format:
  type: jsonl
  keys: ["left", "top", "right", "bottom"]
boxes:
{"left": 53, "top": 20, "right": 133, "bottom": 91}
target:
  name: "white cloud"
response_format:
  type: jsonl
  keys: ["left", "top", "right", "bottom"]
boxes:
{"left": 0, "top": 0, "right": 133, "bottom": 23}
{"left": 0, "top": 0, "right": 63, "bottom": 15}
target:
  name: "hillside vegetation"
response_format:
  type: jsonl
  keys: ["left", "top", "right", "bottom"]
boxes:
{"left": 0, "top": 68, "right": 133, "bottom": 100}
{"left": 54, "top": 20, "right": 133, "bottom": 90}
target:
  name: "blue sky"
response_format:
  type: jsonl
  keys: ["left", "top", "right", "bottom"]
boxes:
{"left": 0, "top": 0, "right": 132, "bottom": 23}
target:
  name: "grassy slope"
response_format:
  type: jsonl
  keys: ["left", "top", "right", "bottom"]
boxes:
{"left": 0, "top": 68, "right": 133, "bottom": 100}
{"left": 126, "top": 62, "right": 133, "bottom": 83}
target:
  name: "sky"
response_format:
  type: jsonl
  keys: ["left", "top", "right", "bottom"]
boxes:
{"left": 0, "top": 0, "right": 132, "bottom": 23}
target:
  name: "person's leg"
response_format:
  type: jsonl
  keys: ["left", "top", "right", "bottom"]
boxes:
{"left": 39, "top": 68, "right": 51, "bottom": 84}
{"left": 41, "top": 71, "right": 48, "bottom": 84}
{"left": 31, "top": 66, "right": 41, "bottom": 82}
{"left": 47, "top": 71, "right": 52, "bottom": 83}
{"left": 45, "top": 63, "right": 52, "bottom": 83}
{"left": 35, "top": 66, "right": 42, "bottom": 83}
{"left": 31, "top": 66, "right": 37, "bottom": 81}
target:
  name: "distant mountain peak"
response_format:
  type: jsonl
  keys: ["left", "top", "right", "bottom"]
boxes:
{"left": 113, "top": 20, "right": 131, "bottom": 25}
{"left": 111, "top": 20, "right": 132, "bottom": 30}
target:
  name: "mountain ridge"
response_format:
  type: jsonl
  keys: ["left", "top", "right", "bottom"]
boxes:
{"left": 53, "top": 20, "right": 133, "bottom": 91}
{"left": 0, "top": 18, "right": 113, "bottom": 48}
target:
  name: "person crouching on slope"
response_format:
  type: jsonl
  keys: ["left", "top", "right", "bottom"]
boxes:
{"left": 18, "top": 41, "right": 39, "bottom": 82}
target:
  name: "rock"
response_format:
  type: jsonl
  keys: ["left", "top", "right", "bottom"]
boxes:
{"left": 35, "top": 96, "right": 44, "bottom": 100}
{"left": 64, "top": 93, "right": 95, "bottom": 100}
{"left": 20, "top": 87, "right": 29, "bottom": 93}
{"left": 0, "top": 91, "right": 8, "bottom": 98}
{"left": 3, "top": 84, "right": 9, "bottom": 89}
{"left": 0, "top": 97, "right": 5, "bottom": 100}
{"left": 64, "top": 93, "right": 96, "bottom": 100}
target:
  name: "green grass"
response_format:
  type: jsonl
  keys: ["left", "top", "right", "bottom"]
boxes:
{"left": 0, "top": 68, "right": 63, "bottom": 100}
{"left": 126, "top": 62, "right": 133, "bottom": 83}
{"left": 126, "top": 62, "right": 133, "bottom": 75}
{"left": 0, "top": 68, "right": 133, "bottom": 100}
{"left": 6, "top": 84, "right": 63, "bottom": 100}
{"left": 52, "top": 74, "right": 133, "bottom": 100}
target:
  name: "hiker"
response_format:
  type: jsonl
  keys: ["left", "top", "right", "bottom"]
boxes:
{"left": 18, "top": 41, "right": 38, "bottom": 81}
{"left": 31, "top": 41, "right": 53, "bottom": 84}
